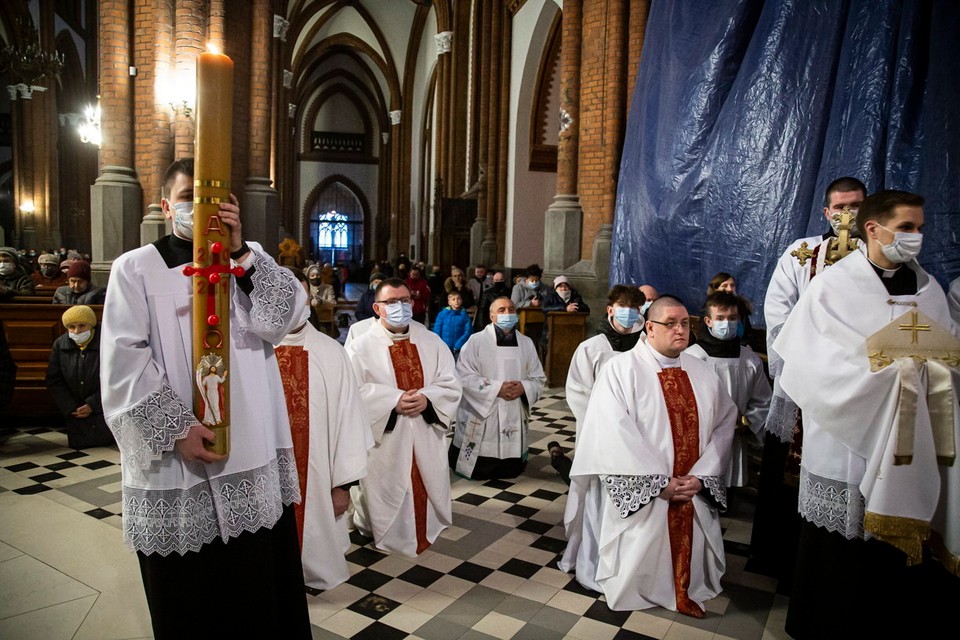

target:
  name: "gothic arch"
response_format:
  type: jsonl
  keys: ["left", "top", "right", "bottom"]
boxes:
{"left": 301, "top": 174, "right": 373, "bottom": 262}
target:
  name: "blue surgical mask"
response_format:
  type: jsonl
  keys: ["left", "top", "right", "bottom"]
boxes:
{"left": 708, "top": 319, "right": 738, "bottom": 341}
{"left": 383, "top": 301, "right": 413, "bottom": 328}
{"left": 613, "top": 307, "right": 639, "bottom": 329}
{"left": 495, "top": 313, "right": 518, "bottom": 330}
{"left": 172, "top": 202, "right": 194, "bottom": 240}
{"left": 526, "top": 279, "right": 540, "bottom": 289}
{"left": 640, "top": 300, "right": 652, "bottom": 316}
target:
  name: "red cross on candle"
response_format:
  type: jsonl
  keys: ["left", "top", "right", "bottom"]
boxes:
{"left": 182, "top": 241, "right": 245, "bottom": 325}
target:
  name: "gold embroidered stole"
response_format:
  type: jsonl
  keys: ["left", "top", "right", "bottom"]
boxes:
{"left": 658, "top": 367, "right": 705, "bottom": 618}
{"left": 275, "top": 344, "right": 310, "bottom": 549}
{"left": 388, "top": 338, "right": 432, "bottom": 554}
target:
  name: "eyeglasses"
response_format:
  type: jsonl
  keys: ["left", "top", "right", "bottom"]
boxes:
{"left": 648, "top": 319, "right": 690, "bottom": 331}
{"left": 376, "top": 297, "right": 413, "bottom": 305}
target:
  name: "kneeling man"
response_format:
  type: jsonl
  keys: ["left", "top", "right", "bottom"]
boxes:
{"left": 564, "top": 296, "right": 736, "bottom": 615}
{"left": 449, "top": 296, "right": 546, "bottom": 479}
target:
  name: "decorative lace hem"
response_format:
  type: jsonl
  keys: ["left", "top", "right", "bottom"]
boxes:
{"left": 798, "top": 466, "right": 865, "bottom": 540}
{"left": 699, "top": 476, "right": 727, "bottom": 510}
{"left": 600, "top": 474, "right": 669, "bottom": 518}
{"left": 764, "top": 389, "right": 799, "bottom": 443}
{"left": 107, "top": 380, "right": 198, "bottom": 468}
{"left": 123, "top": 448, "right": 300, "bottom": 556}
{"left": 247, "top": 251, "right": 298, "bottom": 337}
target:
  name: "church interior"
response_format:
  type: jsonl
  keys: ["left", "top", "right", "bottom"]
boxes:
{"left": 2, "top": 0, "right": 958, "bottom": 638}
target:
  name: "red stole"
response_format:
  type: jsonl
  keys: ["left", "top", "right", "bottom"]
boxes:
{"left": 658, "top": 367, "right": 705, "bottom": 618}
{"left": 388, "top": 337, "right": 431, "bottom": 554}
{"left": 275, "top": 345, "right": 310, "bottom": 549}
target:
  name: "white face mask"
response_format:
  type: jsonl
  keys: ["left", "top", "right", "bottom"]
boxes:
{"left": 707, "top": 319, "right": 738, "bottom": 341}
{"left": 495, "top": 313, "right": 518, "bottom": 330}
{"left": 172, "top": 202, "right": 194, "bottom": 240}
{"left": 558, "top": 289, "right": 571, "bottom": 302}
{"left": 877, "top": 225, "right": 922, "bottom": 263}
{"left": 69, "top": 330, "right": 92, "bottom": 344}
{"left": 0, "top": 262, "right": 15, "bottom": 276}
{"left": 383, "top": 301, "right": 413, "bottom": 328}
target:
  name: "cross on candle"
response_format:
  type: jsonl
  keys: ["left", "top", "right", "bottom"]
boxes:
{"left": 183, "top": 242, "right": 245, "bottom": 325}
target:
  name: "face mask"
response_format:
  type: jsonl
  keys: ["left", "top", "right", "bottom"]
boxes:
{"left": 877, "top": 226, "right": 922, "bottom": 263}
{"left": 172, "top": 201, "right": 194, "bottom": 240}
{"left": 640, "top": 300, "right": 652, "bottom": 316}
{"left": 69, "top": 330, "right": 92, "bottom": 344}
{"left": 495, "top": 313, "right": 518, "bottom": 330}
{"left": 708, "top": 319, "right": 738, "bottom": 341}
{"left": 383, "top": 301, "right": 413, "bottom": 328}
{"left": 829, "top": 208, "right": 859, "bottom": 237}
{"left": 41, "top": 265, "right": 59, "bottom": 277}
{"left": 526, "top": 280, "right": 539, "bottom": 289}
{"left": 613, "top": 307, "right": 639, "bottom": 329}
{"left": 558, "top": 290, "right": 571, "bottom": 302}
{"left": 0, "top": 263, "right": 15, "bottom": 276}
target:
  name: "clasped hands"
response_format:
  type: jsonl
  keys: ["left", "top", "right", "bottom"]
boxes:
{"left": 659, "top": 475, "right": 702, "bottom": 502}
{"left": 395, "top": 390, "right": 428, "bottom": 417}
{"left": 498, "top": 381, "right": 524, "bottom": 401}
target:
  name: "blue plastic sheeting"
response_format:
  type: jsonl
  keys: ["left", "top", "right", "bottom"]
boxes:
{"left": 611, "top": 0, "right": 960, "bottom": 323}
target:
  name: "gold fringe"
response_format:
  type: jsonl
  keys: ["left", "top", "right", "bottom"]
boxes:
{"left": 864, "top": 511, "right": 929, "bottom": 566}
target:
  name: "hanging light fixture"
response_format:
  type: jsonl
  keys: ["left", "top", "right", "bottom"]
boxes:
{"left": 78, "top": 101, "right": 102, "bottom": 147}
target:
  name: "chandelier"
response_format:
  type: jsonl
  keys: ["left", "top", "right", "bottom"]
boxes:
{"left": 0, "top": 18, "right": 64, "bottom": 87}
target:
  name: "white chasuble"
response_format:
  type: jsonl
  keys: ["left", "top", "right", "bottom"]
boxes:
{"left": 276, "top": 324, "right": 374, "bottom": 589}
{"left": 561, "top": 342, "right": 736, "bottom": 612}
{"left": 775, "top": 247, "right": 960, "bottom": 568}
{"left": 345, "top": 320, "right": 462, "bottom": 557}
{"left": 452, "top": 324, "right": 546, "bottom": 476}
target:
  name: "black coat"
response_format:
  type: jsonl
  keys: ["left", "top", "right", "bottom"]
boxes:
{"left": 45, "top": 330, "right": 114, "bottom": 448}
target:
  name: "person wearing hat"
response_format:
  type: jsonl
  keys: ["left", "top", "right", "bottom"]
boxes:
{"left": 31, "top": 252, "right": 69, "bottom": 292}
{"left": 354, "top": 271, "right": 384, "bottom": 321}
{"left": 539, "top": 274, "right": 591, "bottom": 355}
{"left": 0, "top": 246, "right": 36, "bottom": 299}
{"left": 52, "top": 260, "right": 106, "bottom": 305}
{"left": 44, "top": 305, "right": 114, "bottom": 448}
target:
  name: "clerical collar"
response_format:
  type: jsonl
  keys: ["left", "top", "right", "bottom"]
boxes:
{"left": 647, "top": 342, "right": 681, "bottom": 368}
{"left": 494, "top": 325, "right": 518, "bottom": 346}
{"left": 695, "top": 327, "right": 740, "bottom": 358}
{"left": 153, "top": 234, "right": 194, "bottom": 268}
{"left": 380, "top": 321, "right": 410, "bottom": 341}
{"left": 867, "top": 259, "right": 918, "bottom": 296}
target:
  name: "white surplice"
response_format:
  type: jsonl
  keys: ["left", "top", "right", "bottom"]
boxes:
{"left": 344, "top": 316, "right": 376, "bottom": 349}
{"left": 277, "top": 323, "right": 374, "bottom": 589}
{"left": 345, "top": 320, "right": 462, "bottom": 556}
{"left": 451, "top": 324, "right": 545, "bottom": 477}
{"left": 775, "top": 247, "right": 960, "bottom": 561}
{"left": 565, "top": 328, "right": 643, "bottom": 429}
{"left": 949, "top": 276, "right": 960, "bottom": 324}
{"left": 685, "top": 343, "right": 771, "bottom": 487}
{"left": 100, "top": 242, "right": 307, "bottom": 556}
{"left": 561, "top": 341, "right": 736, "bottom": 611}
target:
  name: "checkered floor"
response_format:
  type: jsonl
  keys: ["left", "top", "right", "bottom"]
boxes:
{"left": 0, "top": 392, "right": 789, "bottom": 640}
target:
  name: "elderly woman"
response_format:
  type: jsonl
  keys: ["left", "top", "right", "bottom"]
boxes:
{"left": 444, "top": 267, "right": 475, "bottom": 310}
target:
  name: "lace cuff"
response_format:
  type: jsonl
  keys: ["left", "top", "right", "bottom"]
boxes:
{"left": 699, "top": 476, "right": 727, "bottom": 510}
{"left": 107, "top": 380, "right": 198, "bottom": 468}
{"left": 236, "top": 250, "right": 300, "bottom": 345}
{"left": 600, "top": 474, "right": 669, "bottom": 518}
{"left": 798, "top": 466, "right": 865, "bottom": 540}
{"left": 764, "top": 388, "right": 799, "bottom": 443}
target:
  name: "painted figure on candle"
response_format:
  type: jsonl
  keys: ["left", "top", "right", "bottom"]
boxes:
{"left": 196, "top": 356, "right": 227, "bottom": 425}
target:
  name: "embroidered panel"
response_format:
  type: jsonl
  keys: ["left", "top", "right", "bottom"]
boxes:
{"left": 248, "top": 252, "right": 298, "bottom": 332}
{"left": 700, "top": 475, "right": 728, "bottom": 510}
{"left": 600, "top": 474, "right": 669, "bottom": 518}
{"left": 108, "top": 380, "right": 198, "bottom": 467}
{"left": 798, "top": 466, "right": 865, "bottom": 540}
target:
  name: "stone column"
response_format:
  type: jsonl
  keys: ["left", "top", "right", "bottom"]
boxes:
{"left": 469, "top": 0, "right": 491, "bottom": 267}
{"left": 543, "top": 0, "right": 583, "bottom": 273}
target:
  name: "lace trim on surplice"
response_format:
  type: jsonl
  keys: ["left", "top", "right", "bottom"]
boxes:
{"left": 108, "top": 380, "right": 198, "bottom": 467}
{"left": 247, "top": 252, "right": 298, "bottom": 333}
{"left": 600, "top": 474, "right": 669, "bottom": 518}
{"left": 798, "top": 466, "right": 865, "bottom": 540}
{"left": 122, "top": 448, "right": 300, "bottom": 556}
{"left": 699, "top": 475, "right": 727, "bottom": 510}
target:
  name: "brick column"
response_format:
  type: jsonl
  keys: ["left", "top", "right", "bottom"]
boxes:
{"left": 469, "top": 0, "right": 491, "bottom": 267}
{"left": 480, "top": 0, "right": 503, "bottom": 267}
{"left": 543, "top": 0, "right": 584, "bottom": 272}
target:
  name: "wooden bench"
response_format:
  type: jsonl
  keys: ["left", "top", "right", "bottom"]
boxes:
{"left": 544, "top": 311, "right": 590, "bottom": 388}
{"left": 0, "top": 301, "right": 103, "bottom": 418}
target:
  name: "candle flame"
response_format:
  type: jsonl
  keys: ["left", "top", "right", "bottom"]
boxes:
{"left": 207, "top": 42, "right": 221, "bottom": 55}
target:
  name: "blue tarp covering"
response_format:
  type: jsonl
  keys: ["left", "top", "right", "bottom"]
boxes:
{"left": 611, "top": 0, "right": 960, "bottom": 323}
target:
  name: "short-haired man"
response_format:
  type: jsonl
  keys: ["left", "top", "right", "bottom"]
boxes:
{"left": 774, "top": 190, "right": 960, "bottom": 638}
{"left": 346, "top": 278, "right": 462, "bottom": 556}
{"left": 52, "top": 260, "right": 106, "bottom": 305}
{"left": 685, "top": 291, "right": 770, "bottom": 488}
{"left": 100, "top": 158, "right": 311, "bottom": 637}
{"left": 474, "top": 270, "right": 511, "bottom": 331}
{"left": 563, "top": 296, "right": 735, "bottom": 615}
{"left": 467, "top": 263, "right": 492, "bottom": 303}
{"left": 449, "top": 296, "right": 545, "bottom": 479}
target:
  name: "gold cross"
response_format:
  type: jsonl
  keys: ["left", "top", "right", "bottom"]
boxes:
{"left": 791, "top": 241, "right": 814, "bottom": 266}
{"left": 898, "top": 311, "right": 931, "bottom": 344}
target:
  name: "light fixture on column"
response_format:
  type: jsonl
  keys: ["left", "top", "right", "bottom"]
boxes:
{"left": 159, "top": 69, "right": 196, "bottom": 117}
{"left": 78, "top": 101, "right": 102, "bottom": 147}
{"left": 19, "top": 200, "right": 35, "bottom": 214}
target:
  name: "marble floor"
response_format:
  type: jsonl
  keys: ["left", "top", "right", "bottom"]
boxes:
{"left": 0, "top": 389, "right": 791, "bottom": 640}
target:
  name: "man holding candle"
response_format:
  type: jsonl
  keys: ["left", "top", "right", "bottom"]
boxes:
{"left": 100, "top": 159, "right": 312, "bottom": 639}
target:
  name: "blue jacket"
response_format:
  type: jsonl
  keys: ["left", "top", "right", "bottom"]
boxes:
{"left": 432, "top": 307, "right": 472, "bottom": 351}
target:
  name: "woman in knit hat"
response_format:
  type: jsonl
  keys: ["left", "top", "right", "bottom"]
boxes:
{"left": 52, "top": 260, "right": 106, "bottom": 305}
{"left": 44, "top": 305, "right": 115, "bottom": 448}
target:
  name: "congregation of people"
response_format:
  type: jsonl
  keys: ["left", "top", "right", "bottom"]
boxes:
{"left": 3, "top": 162, "right": 960, "bottom": 640}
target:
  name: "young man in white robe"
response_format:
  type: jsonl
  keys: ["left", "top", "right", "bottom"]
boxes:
{"left": 685, "top": 291, "right": 770, "bottom": 488}
{"left": 449, "top": 296, "right": 546, "bottom": 480}
{"left": 276, "top": 275, "right": 374, "bottom": 591}
{"left": 345, "top": 278, "right": 462, "bottom": 557}
{"left": 775, "top": 190, "right": 960, "bottom": 639}
{"left": 562, "top": 296, "right": 736, "bottom": 616}
{"left": 751, "top": 176, "right": 866, "bottom": 583}
{"left": 100, "top": 159, "right": 311, "bottom": 638}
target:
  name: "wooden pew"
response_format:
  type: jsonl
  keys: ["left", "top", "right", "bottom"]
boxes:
{"left": 517, "top": 307, "right": 545, "bottom": 352}
{"left": 544, "top": 311, "right": 589, "bottom": 388}
{"left": 0, "top": 303, "right": 103, "bottom": 418}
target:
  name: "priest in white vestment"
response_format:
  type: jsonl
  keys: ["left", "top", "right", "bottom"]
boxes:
{"left": 277, "top": 304, "right": 374, "bottom": 590}
{"left": 775, "top": 190, "right": 960, "bottom": 639}
{"left": 685, "top": 291, "right": 770, "bottom": 487}
{"left": 345, "top": 278, "right": 462, "bottom": 557}
{"left": 449, "top": 296, "right": 545, "bottom": 480}
{"left": 562, "top": 296, "right": 736, "bottom": 616}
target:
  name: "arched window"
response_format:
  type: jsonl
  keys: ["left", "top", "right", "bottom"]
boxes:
{"left": 307, "top": 182, "right": 364, "bottom": 264}
{"left": 317, "top": 210, "right": 349, "bottom": 250}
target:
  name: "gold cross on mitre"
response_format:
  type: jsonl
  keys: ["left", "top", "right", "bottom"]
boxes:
{"left": 791, "top": 241, "right": 815, "bottom": 266}
{"left": 866, "top": 309, "right": 959, "bottom": 372}
{"left": 898, "top": 311, "right": 931, "bottom": 344}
